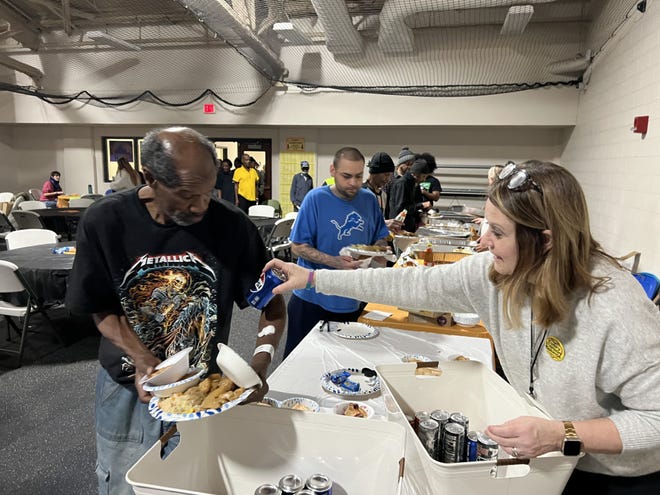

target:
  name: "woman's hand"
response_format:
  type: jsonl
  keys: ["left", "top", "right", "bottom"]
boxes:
{"left": 485, "top": 416, "right": 564, "bottom": 458}
{"left": 263, "top": 259, "right": 312, "bottom": 294}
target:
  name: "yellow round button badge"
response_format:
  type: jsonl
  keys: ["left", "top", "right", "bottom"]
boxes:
{"left": 545, "top": 336, "right": 565, "bottom": 361}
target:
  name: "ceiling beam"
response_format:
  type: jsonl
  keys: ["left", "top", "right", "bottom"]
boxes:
{"left": 0, "top": 53, "right": 43, "bottom": 85}
{"left": 174, "top": 0, "right": 285, "bottom": 80}
{"left": 61, "top": 0, "right": 72, "bottom": 35}
{"left": 0, "top": 4, "right": 40, "bottom": 50}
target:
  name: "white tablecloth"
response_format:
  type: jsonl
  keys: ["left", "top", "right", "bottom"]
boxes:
{"left": 268, "top": 320, "right": 492, "bottom": 417}
{"left": 266, "top": 321, "right": 493, "bottom": 495}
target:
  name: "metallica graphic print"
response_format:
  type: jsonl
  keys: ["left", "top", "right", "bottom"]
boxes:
{"left": 119, "top": 251, "right": 217, "bottom": 376}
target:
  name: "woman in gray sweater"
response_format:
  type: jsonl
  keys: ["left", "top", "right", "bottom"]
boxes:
{"left": 265, "top": 160, "right": 660, "bottom": 494}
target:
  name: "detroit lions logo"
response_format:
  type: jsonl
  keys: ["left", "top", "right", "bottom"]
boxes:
{"left": 331, "top": 211, "right": 365, "bottom": 240}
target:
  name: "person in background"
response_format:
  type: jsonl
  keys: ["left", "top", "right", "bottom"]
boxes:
{"left": 384, "top": 146, "right": 416, "bottom": 215}
{"left": 283, "top": 146, "right": 390, "bottom": 358}
{"left": 417, "top": 152, "right": 442, "bottom": 205}
{"left": 363, "top": 151, "right": 401, "bottom": 233}
{"left": 387, "top": 158, "right": 432, "bottom": 233}
{"left": 66, "top": 126, "right": 286, "bottom": 495}
{"left": 265, "top": 159, "right": 660, "bottom": 495}
{"left": 475, "top": 164, "right": 504, "bottom": 252}
{"left": 109, "top": 157, "right": 141, "bottom": 193}
{"left": 290, "top": 160, "right": 314, "bottom": 211}
{"left": 395, "top": 146, "right": 416, "bottom": 179}
{"left": 233, "top": 152, "right": 259, "bottom": 213}
{"left": 252, "top": 157, "right": 267, "bottom": 204}
{"left": 40, "top": 170, "right": 64, "bottom": 208}
{"left": 215, "top": 158, "right": 235, "bottom": 203}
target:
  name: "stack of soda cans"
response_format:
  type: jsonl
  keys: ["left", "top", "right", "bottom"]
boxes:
{"left": 255, "top": 473, "right": 333, "bottom": 494}
{"left": 414, "top": 409, "right": 499, "bottom": 462}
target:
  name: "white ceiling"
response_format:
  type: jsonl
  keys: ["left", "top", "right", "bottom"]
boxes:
{"left": 0, "top": 0, "right": 644, "bottom": 103}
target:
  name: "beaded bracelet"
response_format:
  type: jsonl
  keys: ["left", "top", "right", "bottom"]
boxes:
{"left": 305, "top": 270, "right": 315, "bottom": 290}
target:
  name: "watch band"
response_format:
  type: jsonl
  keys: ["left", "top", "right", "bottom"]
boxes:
{"left": 563, "top": 421, "right": 578, "bottom": 439}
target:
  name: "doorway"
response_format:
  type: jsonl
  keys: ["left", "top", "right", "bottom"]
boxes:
{"left": 211, "top": 138, "right": 272, "bottom": 201}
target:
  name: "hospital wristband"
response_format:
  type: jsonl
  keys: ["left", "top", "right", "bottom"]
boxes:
{"left": 305, "top": 270, "right": 315, "bottom": 290}
{"left": 253, "top": 344, "right": 275, "bottom": 360}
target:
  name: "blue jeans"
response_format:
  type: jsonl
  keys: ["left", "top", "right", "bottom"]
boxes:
{"left": 95, "top": 367, "right": 178, "bottom": 495}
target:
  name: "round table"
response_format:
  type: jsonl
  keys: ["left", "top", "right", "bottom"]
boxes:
{"left": 0, "top": 242, "right": 75, "bottom": 305}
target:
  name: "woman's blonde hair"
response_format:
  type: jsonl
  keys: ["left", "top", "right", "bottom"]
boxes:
{"left": 488, "top": 160, "right": 616, "bottom": 328}
{"left": 117, "top": 157, "right": 141, "bottom": 186}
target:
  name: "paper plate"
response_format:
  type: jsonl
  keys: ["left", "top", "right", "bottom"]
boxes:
{"left": 321, "top": 367, "right": 381, "bottom": 397}
{"left": 147, "top": 387, "right": 255, "bottom": 422}
{"left": 280, "top": 397, "right": 320, "bottom": 413}
{"left": 142, "top": 367, "right": 205, "bottom": 398}
{"left": 326, "top": 321, "right": 380, "bottom": 340}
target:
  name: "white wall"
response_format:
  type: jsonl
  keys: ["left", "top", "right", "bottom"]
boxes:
{"left": 561, "top": 2, "right": 660, "bottom": 272}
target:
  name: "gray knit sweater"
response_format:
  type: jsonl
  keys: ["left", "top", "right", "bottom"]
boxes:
{"left": 315, "top": 252, "right": 660, "bottom": 476}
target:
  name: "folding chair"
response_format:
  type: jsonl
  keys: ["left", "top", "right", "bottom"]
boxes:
{"left": 18, "top": 200, "right": 47, "bottom": 211}
{"left": 265, "top": 218, "right": 295, "bottom": 261}
{"left": 266, "top": 199, "right": 282, "bottom": 218}
{"left": 5, "top": 229, "right": 59, "bottom": 250}
{"left": 69, "top": 198, "right": 95, "bottom": 207}
{"left": 0, "top": 260, "right": 62, "bottom": 367}
{"left": 28, "top": 188, "right": 42, "bottom": 201}
{"left": 9, "top": 210, "right": 46, "bottom": 230}
{"left": 633, "top": 272, "right": 660, "bottom": 307}
{"left": 248, "top": 204, "right": 276, "bottom": 218}
{"left": 0, "top": 212, "right": 15, "bottom": 249}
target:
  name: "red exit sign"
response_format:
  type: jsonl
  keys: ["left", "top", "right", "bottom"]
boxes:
{"left": 203, "top": 103, "right": 215, "bottom": 114}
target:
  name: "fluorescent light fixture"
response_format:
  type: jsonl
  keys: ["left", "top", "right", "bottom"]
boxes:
{"left": 87, "top": 31, "right": 141, "bottom": 51}
{"left": 501, "top": 5, "right": 534, "bottom": 36}
{"left": 273, "top": 22, "right": 313, "bottom": 45}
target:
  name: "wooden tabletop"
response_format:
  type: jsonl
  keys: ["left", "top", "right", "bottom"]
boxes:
{"left": 359, "top": 302, "right": 492, "bottom": 340}
{"left": 359, "top": 302, "right": 496, "bottom": 368}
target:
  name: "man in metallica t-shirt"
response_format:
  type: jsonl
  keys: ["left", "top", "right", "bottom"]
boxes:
{"left": 66, "top": 126, "right": 286, "bottom": 495}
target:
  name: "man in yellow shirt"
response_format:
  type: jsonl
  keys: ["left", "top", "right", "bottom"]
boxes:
{"left": 233, "top": 152, "right": 259, "bottom": 213}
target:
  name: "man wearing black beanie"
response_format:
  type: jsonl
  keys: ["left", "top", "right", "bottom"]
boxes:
{"left": 362, "top": 152, "right": 394, "bottom": 214}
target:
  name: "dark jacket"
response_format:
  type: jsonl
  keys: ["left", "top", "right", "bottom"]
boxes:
{"left": 387, "top": 172, "right": 426, "bottom": 232}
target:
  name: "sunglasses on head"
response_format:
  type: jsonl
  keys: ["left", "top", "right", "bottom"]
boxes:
{"left": 498, "top": 162, "right": 542, "bottom": 194}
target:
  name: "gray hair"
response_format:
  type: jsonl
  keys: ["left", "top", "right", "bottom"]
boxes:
{"left": 140, "top": 126, "right": 218, "bottom": 187}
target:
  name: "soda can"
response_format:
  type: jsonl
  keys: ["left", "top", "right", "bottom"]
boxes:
{"left": 477, "top": 432, "right": 499, "bottom": 461}
{"left": 418, "top": 418, "right": 439, "bottom": 459}
{"left": 442, "top": 422, "right": 465, "bottom": 463}
{"left": 247, "top": 268, "right": 287, "bottom": 310}
{"left": 414, "top": 411, "right": 430, "bottom": 433}
{"left": 448, "top": 412, "right": 469, "bottom": 461}
{"left": 254, "top": 484, "right": 281, "bottom": 495}
{"left": 278, "top": 474, "right": 303, "bottom": 494}
{"left": 297, "top": 491, "right": 314, "bottom": 495}
{"left": 305, "top": 473, "right": 332, "bottom": 494}
{"left": 430, "top": 410, "right": 450, "bottom": 457}
{"left": 466, "top": 431, "right": 479, "bottom": 462}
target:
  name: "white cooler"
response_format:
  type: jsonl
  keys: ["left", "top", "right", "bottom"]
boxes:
{"left": 126, "top": 403, "right": 406, "bottom": 495}
{"left": 376, "top": 361, "right": 580, "bottom": 495}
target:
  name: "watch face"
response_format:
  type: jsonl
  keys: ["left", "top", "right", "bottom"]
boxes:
{"left": 563, "top": 439, "right": 581, "bottom": 456}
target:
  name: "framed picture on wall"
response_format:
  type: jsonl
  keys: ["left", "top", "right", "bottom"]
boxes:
{"left": 103, "top": 137, "right": 136, "bottom": 182}
{"left": 136, "top": 139, "right": 144, "bottom": 171}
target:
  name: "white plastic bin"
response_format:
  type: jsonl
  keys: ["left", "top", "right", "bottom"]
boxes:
{"left": 377, "top": 361, "right": 580, "bottom": 495}
{"left": 127, "top": 403, "right": 406, "bottom": 495}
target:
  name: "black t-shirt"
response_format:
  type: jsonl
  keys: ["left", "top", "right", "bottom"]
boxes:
{"left": 65, "top": 188, "right": 269, "bottom": 384}
{"left": 215, "top": 169, "right": 235, "bottom": 202}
